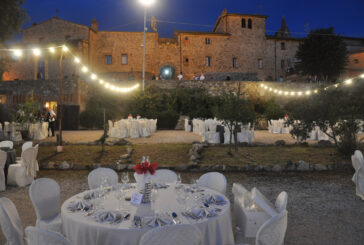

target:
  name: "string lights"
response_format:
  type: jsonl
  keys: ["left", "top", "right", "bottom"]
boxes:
{"left": 0, "top": 45, "right": 140, "bottom": 93}
{"left": 260, "top": 73, "right": 364, "bottom": 97}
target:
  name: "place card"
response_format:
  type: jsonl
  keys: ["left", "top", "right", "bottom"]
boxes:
{"left": 131, "top": 192, "right": 143, "bottom": 205}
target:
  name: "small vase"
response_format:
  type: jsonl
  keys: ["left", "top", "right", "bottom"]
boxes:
{"left": 134, "top": 172, "right": 151, "bottom": 192}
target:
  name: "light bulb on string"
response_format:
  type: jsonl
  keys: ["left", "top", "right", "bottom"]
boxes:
{"left": 360, "top": 74, "right": 364, "bottom": 78}
{"left": 81, "top": 66, "right": 88, "bottom": 73}
{"left": 99, "top": 80, "right": 104, "bottom": 85}
{"left": 90, "top": 74, "right": 97, "bottom": 80}
{"left": 305, "top": 91, "right": 311, "bottom": 95}
{"left": 49, "top": 47, "right": 55, "bottom": 53}
{"left": 74, "top": 57, "right": 80, "bottom": 63}
{"left": 345, "top": 79, "right": 352, "bottom": 85}
{"left": 13, "top": 49, "right": 22, "bottom": 57}
{"left": 62, "top": 45, "right": 69, "bottom": 52}
{"left": 33, "top": 48, "right": 41, "bottom": 56}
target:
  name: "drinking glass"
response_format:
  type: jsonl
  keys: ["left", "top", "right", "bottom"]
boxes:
{"left": 121, "top": 172, "right": 130, "bottom": 188}
{"left": 151, "top": 189, "right": 159, "bottom": 218}
{"left": 177, "top": 173, "right": 182, "bottom": 185}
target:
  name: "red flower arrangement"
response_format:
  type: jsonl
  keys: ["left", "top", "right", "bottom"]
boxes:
{"left": 133, "top": 161, "right": 158, "bottom": 175}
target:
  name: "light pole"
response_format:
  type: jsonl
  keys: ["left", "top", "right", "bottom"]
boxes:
{"left": 138, "top": 0, "right": 155, "bottom": 91}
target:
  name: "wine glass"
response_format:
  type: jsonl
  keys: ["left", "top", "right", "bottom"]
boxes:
{"left": 177, "top": 173, "right": 182, "bottom": 185}
{"left": 121, "top": 172, "right": 130, "bottom": 189}
{"left": 114, "top": 190, "right": 125, "bottom": 212}
{"left": 151, "top": 189, "right": 159, "bottom": 218}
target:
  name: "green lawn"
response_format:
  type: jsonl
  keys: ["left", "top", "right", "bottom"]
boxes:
{"left": 22, "top": 143, "right": 351, "bottom": 167}
{"left": 200, "top": 145, "right": 350, "bottom": 166}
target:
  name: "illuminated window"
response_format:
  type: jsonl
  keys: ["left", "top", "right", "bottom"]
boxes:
{"left": 233, "top": 58, "right": 238, "bottom": 68}
{"left": 105, "top": 55, "right": 112, "bottom": 65}
{"left": 258, "top": 59, "right": 263, "bottom": 69}
{"left": 122, "top": 54, "right": 128, "bottom": 65}
{"left": 206, "top": 56, "right": 211, "bottom": 67}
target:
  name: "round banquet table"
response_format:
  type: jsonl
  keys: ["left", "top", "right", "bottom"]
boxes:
{"left": 61, "top": 184, "right": 235, "bottom": 245}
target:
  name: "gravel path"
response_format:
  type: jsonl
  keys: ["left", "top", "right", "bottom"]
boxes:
{"left": 1, "top": 170, "right": 362, "bottom": 245}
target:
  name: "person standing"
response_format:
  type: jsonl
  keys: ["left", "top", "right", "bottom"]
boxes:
{"left": 177, "top": 72, "right": 183, "bottom": 81}
{"left": 46, "top": 107, "right": 56, "bottom": 137}
{"left": 200, "top": 73, "right": 205, "bottom": 81}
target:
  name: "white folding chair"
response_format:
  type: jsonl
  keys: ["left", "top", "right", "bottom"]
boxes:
{"left": 198, "top": 172, "right": 227, "bottom": 194}
{"left": 0, "top": 150, "right": 7, "bottom": 192}
{"left": 0, "top": 197, "right": 26, "bottom": 245}
{"left": 139, "top": 224, "right": 202, "bottom": 245}
{"left": 29, "top": 178, "right": 62, "bottom": 233}
{"left": 22, "top": 141, "right": 33, "bottom": 152}
{"left": 255, "top": 210, "right": 288, "bottom": 245}
{"left": 0, "top": 140, "right": 13, "bottom": 149}
{"left": 25, "top": 226, "right": 70, "bottom": 245}
{"left": 7, "top": 146, "right": 38, "bottom": 187}
{"left": 153, "top": 169, "right": 178, "bottom": 184}
{"left": 275, "top": 191, "right": 288, "bottom": 213}
{"left": 88, "top": 167, "right": 118, "bottom": 189}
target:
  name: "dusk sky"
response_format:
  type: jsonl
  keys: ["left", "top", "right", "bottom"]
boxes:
{"left": 23, "top": 0, "right": 364, "bottom": 38}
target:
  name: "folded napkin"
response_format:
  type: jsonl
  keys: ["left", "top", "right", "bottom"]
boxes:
{"left": 83, "top": 191, "right": 100, "bottom": 200}
{"left": 94, "top": 210, "right": 130, "bottom": 224}
{"left": 153, "top": 183, "right": 169, "bottom": 189}
{"left": 68, "top": 200, "right": 93, "bottom": 212}
{"left": 185, "top": 207, "right": 217, "bottom": 220}
{"left": 143, "top": 216, "right": 173, "bottom": 227}
{"left": 203, "top": 194, "right": 227, "bottom": 205}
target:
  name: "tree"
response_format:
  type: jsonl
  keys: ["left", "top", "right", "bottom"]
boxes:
{"left": 215, "top": 93, "right": 255, "bottom": 154}
{"left": 0, "top": 0, "right": 28, "bottom": 79}
{"left": 295, "top": 28, "right": 348, "bottom": 82}
{"left": 285, "top": 82, "right": 364, "bottom": 156}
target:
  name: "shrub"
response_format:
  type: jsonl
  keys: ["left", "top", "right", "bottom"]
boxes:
{"left": 263, "top": 99, "right": 285, "bottom": 121}
{"left": 156, "top": 110, "right": 180, "bottom": 129}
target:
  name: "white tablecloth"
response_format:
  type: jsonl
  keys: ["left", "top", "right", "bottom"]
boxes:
{"left": 61, "top": 185, "right": 234, "bottom": 245}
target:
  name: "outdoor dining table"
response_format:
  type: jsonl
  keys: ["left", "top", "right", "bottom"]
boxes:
{"left": 61, "top": 184, "right": 234, "bottom": 245}
{"left": 1, "top": 147, "right": 16, "bottom": 184}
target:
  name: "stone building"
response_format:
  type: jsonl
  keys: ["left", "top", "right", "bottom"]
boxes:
{"left": 1, "top": 9, "right": 363, "bottom": 112}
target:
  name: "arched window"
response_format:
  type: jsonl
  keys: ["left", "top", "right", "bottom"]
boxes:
{"left": 248, "top": 19, "right": 252, "bottom": 29}
{"left": 242, "top": 18, "right": 246, "bottom": 28}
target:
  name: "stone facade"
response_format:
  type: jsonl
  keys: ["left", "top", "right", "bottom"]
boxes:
{"left": 346, "top": 49, "right": 364, "bottom": 77}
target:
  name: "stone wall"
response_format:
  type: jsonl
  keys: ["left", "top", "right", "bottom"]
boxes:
{"left": 146, "top": 80, "right": 318, "bottom": 105}
{"left": 0, "top": 78, "right": 87, "bottom": 109}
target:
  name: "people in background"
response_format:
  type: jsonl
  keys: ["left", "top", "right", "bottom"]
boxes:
{"left": 193, "top": 73, "right": 199, "bottom": 81}
{"left": 280, "top": 76, "right": 284, "bottom": 82}
{"left": 177, "top": 72, "right": 183, "bottom": 81}
{"left": 200, "top": 73, "right": 205, "bottom": 81}
{"left": 46, "top": 107, "right": 56, "bottom": 137}
{"left": 137, "top": 114, "right": 141, "bottom": 119}
{"left": 151, "top": 75, "right": 156, "bottom": 80}
{"left": 226, "top": 76, "right": 231, "bottom": 81}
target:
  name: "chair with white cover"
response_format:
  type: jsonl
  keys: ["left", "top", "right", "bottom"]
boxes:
{"left": 25, "top": 226, "right": 70, "bottom": 245}
{"left": 7, "top": 145, "right": 39, "bottom": 187}
{"left": 351, "top": 150, "right": 364, "bottom": 182}
{"left": 0, "top": 140, "right": 13, "bottom": 149}
{"left": 22, "top": 141, "right": 33, "bottom": 152}
{"left": 29, "top": 178, "right": 62, "bottom": 233}
{"left": 129, "top": 121, "right": 140, "bottom": 138}
{"left": 139, "top": 224, "right": 202, "bottom": 245}
{"left": 0, "top": 150, "right": 7, "bottom": 191}
{"left": 198, "top": 172, "right": 227, "bottom": 194}
{"left": 88, "top": 168, "right": 118, "bottom": 189}
{"left": 0, "top": 197, "right": 26, "bottom": 245}
{"left": 236, "top": 210, "right": 288, "bottom": 245}
{"left": 153, "top": 169, "right": 178, "bottom": 184}
{"left": 353, "top": 165, "right": 364, "bottom": 200}
{"left": 275, "top": 191, "right": 288, "bottom": 213}
{"left": 184, "top": 119, "right": 191, "bottom": 132}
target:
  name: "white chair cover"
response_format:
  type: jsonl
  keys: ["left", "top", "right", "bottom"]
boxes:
{"left": 0, "top": 197, "right": 25, "bottom": 245}
{"left": 0, "top": 140, "right": 13, "bottom": 149}
{"left": 198, "top": 172, "right": 227, "bottom": 194}
{"left": 25, "top": 226, "right": 70, "bottom": 245}
{"left": 354, "top": 165, "right": 364, "bottom": 200}
{"left": 275, "top": 191, "right": 288, "bottom": 213}
{"left": 0, "top": 150, "right": 7, "bottom": 192}
{"left": 153, "top": 169, "right": 178, "bottom": 184}
{"left": 139, "top": 224, "right": 202, "bottom": 245}
{"left": 256, "top": 210, "right": 288, "bottom": 245}
{"left": 129, "top": 121, "right": 140, "bottom": 138}
{"left": 352, "top": 150, "right": 364, "bottom": 182}
{"left": 251, "top": 188, "right": 277, "bottom": 217}
{"left": 29, "top": 178, "right": 62, "bottom": 233}
{"left": 88, "top": 168, "right": 118, "bottom": 189}
{"left": 7, "top": 146, "right": 39, "bottom": 187}
{"left": 22, "top": 141, "right": 33, "bottom": 152}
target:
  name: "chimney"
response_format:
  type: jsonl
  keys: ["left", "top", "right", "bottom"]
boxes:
{"left": 91, "top": 18, "right": 98, "bottom": 32}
